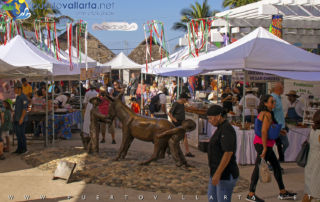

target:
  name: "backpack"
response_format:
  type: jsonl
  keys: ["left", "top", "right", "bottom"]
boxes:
{"left": 150, "top": 93, "right": 164, "bottom": 112}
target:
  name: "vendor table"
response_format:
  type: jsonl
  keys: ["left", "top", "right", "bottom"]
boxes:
{"left": 207, "top": 124, "right": 310, "bottom": 165}
{"left": 48, "top": 111, "right": 81, "bottom": 139}
{"left": 28, "top": 111, "right": 81, "bottom": 140}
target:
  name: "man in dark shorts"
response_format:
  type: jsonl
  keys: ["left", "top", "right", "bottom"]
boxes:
{"left": 168, "top": 92, "right": 195, "bottom": 157}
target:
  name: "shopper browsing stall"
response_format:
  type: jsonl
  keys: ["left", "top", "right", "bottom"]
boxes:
{"left": 168, "top": 92, "right": 194, "bottom": 158}
{"left": 206, "top": 105, "right": 239, "bottom": 202}
{"left": 221, "top": 87, "right": 235, "bottom": 113}
{"left": 246, "top": 94, "right": 296, "bottom": 202}
{"left": 285, "top": 90, "right": 304, "bottom": 123}
{"left": 271, "top": 82, "right": 289, "bottom": 163}
{"left": 150, "top": 85, "right": 167, "bottom": 119}
{"left": 21, "top": 78, "right": 32, "bottom": 100}
{"left": 82, "top": 82, "right": 99, "bottom": 137}
{"left": 239, "top": 88, "right": 260, "bottom": 123}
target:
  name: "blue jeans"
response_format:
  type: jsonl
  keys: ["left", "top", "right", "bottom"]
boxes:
{"left": 14, "top": 122, "right": 27, "bottom": 152}
{"left": 208, "top": 175, "right": 238, "bottom": 202}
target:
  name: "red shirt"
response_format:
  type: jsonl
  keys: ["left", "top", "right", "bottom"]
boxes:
{"left": 131, "top": 102, "right": 140, "bottom": 114}
{"left": 98, "top": 97, "right": 109, "bottom": 116}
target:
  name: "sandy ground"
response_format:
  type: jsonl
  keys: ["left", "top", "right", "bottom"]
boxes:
{"left": 0, "top": 128, "right": 305, "bottom": 202}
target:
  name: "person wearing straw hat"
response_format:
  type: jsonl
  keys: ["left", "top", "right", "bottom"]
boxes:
{"left": 285, "top": 90, "right": 304, "bottom": 123}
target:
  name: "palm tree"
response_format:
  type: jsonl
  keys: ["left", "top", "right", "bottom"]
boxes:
{"left": 172, "top": 0, "right": 217, "bottom": 32}
{"left": 223, "top": 0, "right": 261, "bottom": 9}
{"left": 23, "top": 0, "right": 73, "bottom": 31}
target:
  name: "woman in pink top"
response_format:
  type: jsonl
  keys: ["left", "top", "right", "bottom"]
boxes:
{"left": 246, "top": 94, "right": 296, "bottom": 202}
{"left": 98, "top": 87, "right": 116, "bottom": 144}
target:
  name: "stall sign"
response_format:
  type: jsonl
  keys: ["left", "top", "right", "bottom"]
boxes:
{"left": 284, "top": 79, "right": 320, "bottom": 97}
{"left": 232, "top": 71, "right": 281, "bottom": 83}
{"left": 246, "top": 71, "right": 281, "bottom": 83}
{"left": 80, "top": 68, "right": 99, "bottom": 80}
{"left": 232, "top": 71, "right": 244, "bottom": 82}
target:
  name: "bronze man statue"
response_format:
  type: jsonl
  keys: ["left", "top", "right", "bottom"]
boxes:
{"left": 105, "top": 94, "right": 196, "bottom": 166}
{"left": 156, "top": 119, "right": 196, "bottom": 167}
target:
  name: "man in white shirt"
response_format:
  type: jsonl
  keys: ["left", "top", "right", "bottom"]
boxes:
{"left": 54, "top": 93, "right": 70, "bottom": 108}
{"left": 82, "top": 82, "right": 99, "bottom": 136}
{"left": 285, "top": 90, "right": 304, "bottom": 123}
{"left": 150, "top": 86, "right": 167, "bottom": 119}
{"left": 239, "top": 88, "right": 260, "bottom": 123}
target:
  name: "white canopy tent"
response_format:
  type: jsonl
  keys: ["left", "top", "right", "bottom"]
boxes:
{"left": 0, "top": 35, "right": 80, "bottom": 78}
{"left": 102, "top": 52, "right": 142, "bottom": 70}
{"left": 154, "top": 27, "right": 320, "bottom": 81}
{"left": 142, "top": 42, "right": 220, "bottom": 75}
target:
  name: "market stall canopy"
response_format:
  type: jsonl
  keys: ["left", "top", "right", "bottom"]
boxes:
{"left": 142, "top": 42, "right": 218, "bottom": 76}
{"left": 102, "top": 52, "right": 142, "bottom": 70}
{"left": 155, "top": 27, "right": 320, "bottom": 80}
{"left": 0, "top": 35, "right": 80, "bottom": 78}
{"left": 197, "top": 27, "right": 320, "bottom": 80}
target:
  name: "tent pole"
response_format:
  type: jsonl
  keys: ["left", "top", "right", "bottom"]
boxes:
{"left": 79, "top": 64, "right": 83, "bottom": 133}
{"left": 177, "top": 77, "right": 180, "bottom": 100}
{"left": 45, "top": 76, "right": 48, "bottom": 147}
{"left": 241, "top": 70, "right": 247, "bottom": 165}
{"left": 140, "top": 72, "right": 143, "bottom": 115}
{"left": 52, "top": 76, "right": 55, "bottom": 145}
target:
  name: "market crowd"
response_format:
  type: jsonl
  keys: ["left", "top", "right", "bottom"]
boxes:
{"left": 0, "top": 76, "right": 319, "bottom": 202}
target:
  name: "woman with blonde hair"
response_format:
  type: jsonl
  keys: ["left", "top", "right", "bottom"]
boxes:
{"left": 303, "top": 110, "right": 320, "bottom": 202}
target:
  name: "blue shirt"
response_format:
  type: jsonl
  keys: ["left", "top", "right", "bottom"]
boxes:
{"left": 271, "top": 93, "right": 285, "bottom": 129}
{"left": 14, "top": 93, "right": 28, "bottom": 122}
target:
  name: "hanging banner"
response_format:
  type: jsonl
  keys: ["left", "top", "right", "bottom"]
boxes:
{"left": 232, "top": 71, "right": 281, "bottom": 83}
{"left": 284, "top": 79, "right": 320, "bottom": 97}
{"left": 92, "top": 22, "right": 138, "bottom": 31}
{"left": 269, "top": 15, "right": 283, "bottom": 38}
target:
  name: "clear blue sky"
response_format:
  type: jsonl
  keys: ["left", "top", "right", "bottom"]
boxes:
{"left": 26, "top": 0, "right": 226, "bottom": 55}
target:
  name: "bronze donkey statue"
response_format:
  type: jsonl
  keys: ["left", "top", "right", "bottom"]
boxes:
{"left": 105, "top": 94, "right": 196, "bottom": 166}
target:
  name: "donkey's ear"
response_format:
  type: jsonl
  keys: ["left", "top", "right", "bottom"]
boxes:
{"left": 105, "top": 94, "right": 114, "bottom": 102}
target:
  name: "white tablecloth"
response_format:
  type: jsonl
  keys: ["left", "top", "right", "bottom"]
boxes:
{"left": 207, "top": 124, "right": 310, "bottom": 165}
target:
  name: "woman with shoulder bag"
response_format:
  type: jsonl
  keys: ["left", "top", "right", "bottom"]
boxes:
{"left": 302, "top": 110, "right": 320, "bottom": 202}
{"left": 246, "top": 95, "right": 296, "bottom": 202}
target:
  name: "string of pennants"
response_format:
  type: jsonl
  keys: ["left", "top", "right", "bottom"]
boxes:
{"left": 0, "top": 13, "right": 87, "bottom": 71}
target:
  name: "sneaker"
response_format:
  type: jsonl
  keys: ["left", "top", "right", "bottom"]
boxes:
{"left": 112, "top": 140, "right": 116, "bottom": 144}
{"left": 278, "top": 191, "right": 297, "bottom": 200}
{"left": 21, "top": 150, "right": 29, "bottom": 154}
{"left": 100, "top": 139, "right": 105, "bottom": 143}
{"left": 246, "top": 194, "right": 265, "bottom": 202}
{"left": 185, "top": 152, "right": 195, "bottom": 157}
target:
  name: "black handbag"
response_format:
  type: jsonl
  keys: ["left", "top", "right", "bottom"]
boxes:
{"left": 296, "top": 141, "right": 310, "bottom": 167}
